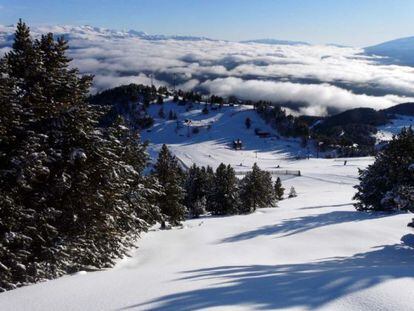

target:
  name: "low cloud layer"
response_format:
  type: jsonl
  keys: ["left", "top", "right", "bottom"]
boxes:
{"left": 1, "top": 24, "right": 414, "bottom": 115}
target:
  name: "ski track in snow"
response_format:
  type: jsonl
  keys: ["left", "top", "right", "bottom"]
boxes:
{"left": 1, "top": 102, "right": 414, "bottom": 310}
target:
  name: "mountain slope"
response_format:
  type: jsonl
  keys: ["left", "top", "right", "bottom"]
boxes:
{"left": 1, "top": 155, "right": 414, "bottom": 310}
{"left": 1, "top": 100, "right": 414, "bottom": 310}
{"left": 365, "top": 36, "right": 414, "bottom": 66}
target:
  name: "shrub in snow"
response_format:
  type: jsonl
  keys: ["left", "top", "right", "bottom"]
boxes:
{"left": 354, "top": 127, "right": 414, "bottom": 211}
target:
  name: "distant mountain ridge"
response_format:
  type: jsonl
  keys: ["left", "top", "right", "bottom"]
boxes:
{"left": 365, "top": 36, "right": 414, "bottom": 66}
{"left": 241, "top": 39, "right": 310, "bottom": 46}
{"left": 0, "top": 24, "right": 215, "bottom": 43}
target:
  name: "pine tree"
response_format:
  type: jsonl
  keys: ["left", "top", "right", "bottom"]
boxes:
{"left": 153, "top": 144, "right": 186, "bottom": 225}
{"left": 354, "top": 127, "right": 414, "bottom": 211}
{"left": 185, "top": 164, "right": 205, "bottom": 218}
{"left": 0, "top": 21, "right": 159, "bottom": 291}
{"left": 207, "top": 163, "right": 239, "bottom": 215}
{"left": 274, "top": 177, "right": 285, "bottom": 200}
{"left": 288, "top": 186, "right": 297, "bottom": 198}
{"left": 239, "top": 163, "right": 276, "bottom": 213}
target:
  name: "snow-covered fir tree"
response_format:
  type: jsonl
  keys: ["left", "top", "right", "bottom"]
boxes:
{"left": 288, "top": 186, "right": 298, "bottom": 198}
{"left": 185, "top": 164, "right": 212, "bottom": 218}
{"left": 0, "top": 21, "right": 159, "bottom": 291}
{"left": 239, "top": 163, "right": 276, "bottom": 213}
{"left": 354, "top": 127, "right": 414, "bottom": 211}
{"left": 274, "top": 177, "right": 285, "bottom": 200}
{"left": 153, "top": 144, "right": 186, "bottom": 225}
{"left": 207, "top": 163, "right": 239, "bottom": 215}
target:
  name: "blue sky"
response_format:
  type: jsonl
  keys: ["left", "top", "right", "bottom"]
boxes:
{"left": 1, "top": 0, "right": 413, "bottom": 46}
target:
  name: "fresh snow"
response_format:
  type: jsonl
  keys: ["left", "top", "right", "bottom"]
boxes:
{"left": 142, "top": 101, "right": 312, "bottom": 172}
{"left": 1, "top": 102, "right": 414, "bottom": 311}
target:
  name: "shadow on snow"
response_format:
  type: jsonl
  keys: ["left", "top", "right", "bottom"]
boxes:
{"left": 220, "top": 210, "right": 398, "bottom": 243}
{"left": 119, "top": 234, "right": 414, "bottom": 310}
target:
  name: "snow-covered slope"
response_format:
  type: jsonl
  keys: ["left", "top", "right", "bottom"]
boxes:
{"left": 375, "top": 114, "right": 414, "bottom": 142}
{"left": 142, "top": 101, "right": 309, "bottom": 172}
{"left": 1, "top": 155, "right": 414, "bottom": 310}
{"left": 1, "top": 102, "right": 414, "bottom": 310}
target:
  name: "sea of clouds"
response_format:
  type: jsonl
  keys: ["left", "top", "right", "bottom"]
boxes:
{"left": 1, "top": 24, "right": 414, "bottom": 115}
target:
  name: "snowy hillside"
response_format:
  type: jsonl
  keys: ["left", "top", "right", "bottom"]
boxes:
{"left": 375, "top": 114, "right": 414, "bottom": 142}
{"left": 1, "top": 101, "right": 414, "bottom": 311}
{"left": 1, "top": 156, "right": 414, "bottom": 310}
{"left": 142, "top": 101, "right": 309, "bottom": 172}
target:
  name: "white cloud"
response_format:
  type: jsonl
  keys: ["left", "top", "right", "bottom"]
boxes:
{"left": 200, "top": 77, "right": 414, "bottom": 116}
{"left": 2, "top": 24, "right": 414, "bottom": 114}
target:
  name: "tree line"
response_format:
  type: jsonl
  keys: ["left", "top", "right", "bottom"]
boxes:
{"left": 153, "top": 144, "right": 286, "bottom": 224}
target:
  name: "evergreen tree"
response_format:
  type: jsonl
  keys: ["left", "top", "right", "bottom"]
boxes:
{"left": 153, "top": 144, "right": 186, "bottom": 225}
{"left": 274, "top": 177, "right": 285, "bottom": 200}
{"left": 239, "top": 163, "right": 276, "bottom": 213}
{"left": 0, "top": 22, "right": 158, "bottom": 291}
{"left": 354, "top": 127, "right": 414, "bottom": 211}
{"left": 185, "top": 164, "right": 204, "bottom": 218}
{"left": 288, "top": 186, "right": 297, "bottom": 198}
{"left": 207, "top": 163, "right": 239, "bottom": 215}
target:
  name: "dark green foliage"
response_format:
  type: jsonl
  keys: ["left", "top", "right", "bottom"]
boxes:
{"left": 153, "top": 145, "right": 186, "bottom": 225}
{"left": 207, "top": 163, "right": 239, "bottom": 215}
{"left": 256, "top": 102, "right": 310, "bottom": 138}
{"left": 184, "top": 164, "right": 213, "bottom": 218}
{"left": 239, "top": 163, "right": 276, "bottom": 213}
{"left": 312, "top": 108, "right": 390, "bottom": 156}
{"left": 274, "top": 177, "right": 285, "bottom": 200}
{"left": 0, "top": 21, "right": 159, "bottom": 291}
{"left": 89, "top": 84, "right": 156, "bottom": 107}
{"left": 354, "top": 127, "right": 414, "bottom": 211}
{"left": 89, "top": 84, "right": 155, "bottom": 130}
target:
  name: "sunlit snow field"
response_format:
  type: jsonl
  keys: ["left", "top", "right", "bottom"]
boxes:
{"left": 1, "top": 102, "right": 414, "bottom": 311}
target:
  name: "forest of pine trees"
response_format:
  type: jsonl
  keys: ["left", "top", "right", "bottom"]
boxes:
{"left": 0, "top": 21, "right": 283, "bottom": 291}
